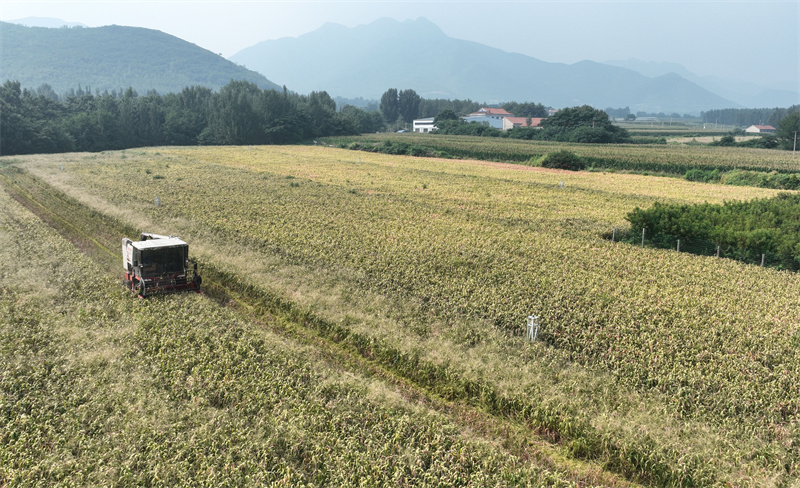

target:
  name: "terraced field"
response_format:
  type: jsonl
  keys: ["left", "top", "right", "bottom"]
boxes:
{"left": 2, "top": 145, "right": 798, "bottom": 487}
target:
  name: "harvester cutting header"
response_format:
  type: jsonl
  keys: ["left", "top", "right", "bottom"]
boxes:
{"left": 122, "top": 233, "right": 201, "bottom": 297}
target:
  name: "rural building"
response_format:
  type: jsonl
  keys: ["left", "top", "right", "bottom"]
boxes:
{"left": 502, "top": 117, "right": 544, "bottom": 130}
{"left": 467, "top": 107, "right": 513, "bottom": 118}
{"left": 461, "top": 108, "right": 514, "bottom": 130}
{"left": 745, "top": 125, "right": 776, "bottom": 133}
{"left": 413, "top": 117, "right": 437, "bottom": 133}
{"left": 417, "top": 107, "right": 546, "bottom": 132}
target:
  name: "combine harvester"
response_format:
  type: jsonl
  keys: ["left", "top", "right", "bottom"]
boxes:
{"left": 122, "top": 233, "right": 201, "bottom": 297}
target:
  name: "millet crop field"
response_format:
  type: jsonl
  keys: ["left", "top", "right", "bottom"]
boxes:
{"left": 1, "top": 142, "right": 798, "bottom": 487}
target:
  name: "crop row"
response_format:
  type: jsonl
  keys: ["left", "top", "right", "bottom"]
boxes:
{"left": 0, "top": 174, "right": 583, "bottom": 486}
{"left": 14, "top": 146, "right": 800, "bottom": 486}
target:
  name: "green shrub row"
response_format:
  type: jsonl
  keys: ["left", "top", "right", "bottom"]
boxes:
{"left": 626, "top": 192, "right": 800, "bottom": 270}
{"left": 684, "top": 169, "right": 800, "bottom": 190}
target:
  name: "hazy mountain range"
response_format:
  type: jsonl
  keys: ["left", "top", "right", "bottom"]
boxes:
{"left": 230, "top": 17, "right": 787, "bottom": 114}
{"left": 603, "top": 58, "right": 798, "bottom": 110}
{"left": 3, "top": 17, "right": 796, "bottom": 114}
{"left": 0, "top": 20, "right": 279, "bottom": 95}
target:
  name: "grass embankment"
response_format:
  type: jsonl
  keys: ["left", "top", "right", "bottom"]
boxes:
{"left": 321, "top": 133, "right": 800, "bottom": 189}
{"left": 4, "top": 147, "right": 800, "bottom": 486}
{"left": 1, "top": 163, "right": 609, "bottom": 486}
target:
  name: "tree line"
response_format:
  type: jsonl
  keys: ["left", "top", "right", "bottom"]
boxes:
{"left": 0, "top": 80, "right": 382, "bottom": 156}
{"left": 700, "top": 106, "right": 798, "bottom": 127}
{"left": 7, "top": 77, "right": 796, "bottom": 157}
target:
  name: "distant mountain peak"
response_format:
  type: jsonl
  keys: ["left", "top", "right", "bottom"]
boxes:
{"left": 604, "top": 57, "right": 799, "bottom": 107}
{"left": 7, "top": 17, "right": 87, "bottom": 28}
{"left": 229, "top": 17, "right": 738, "bottom": 113}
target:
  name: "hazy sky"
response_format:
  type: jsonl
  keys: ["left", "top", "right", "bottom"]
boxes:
{"left": 3, "top": 0, "right": 798, "bottom": 88}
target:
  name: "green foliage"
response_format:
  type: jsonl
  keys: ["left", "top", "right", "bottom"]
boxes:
{"left": 776, "top": 109, "right": 800, "bottom": 150}
{"left": 433, "top": 108, "right": 459, "bottom": 125}
{"left": 626, "top": 192, "right": 800, "bottom": 269}
{"left": 341, "top": 139, "right": 441, "bottom": 158}
{"left": 681, "top": 167, "right": 800, "bottom": 190}
{"left": 432, "top": 119, "right": 503, "bottom": 137}
{"left": 339, "top": 104, "right": 385, "bottom": 133}
{"left": 736, "top": 134, "right": 778, "bottom": 149}
{"left": 379, "top": 88, "right": 399, "bottom": 125}
{"left": 417, "top": 98, "right": 481, "bottom": 118}
{"left": 538, "top": 105, "right": 631, "bottom": 143}
{"left": 701, "top": 106, "right": 796, "bottom": 127}
{"left": 397, "top": 89, "right": 421, "bottom": 124}
{"left": 0, "top": 80, "right": 362, "bottom": 155}
{"left": 720, "top": 169, "right": 800, "bottom": 190}
{"left": 684, "top": 168, "right": 720, "bottom": 183}
{"left": 536, "top": 150, "right": 586, "bottom": 171}
{"left": 502, "top": 101, "right": 547, "bottom": 118}
{"left": 709, "top": 134, "right": 736, "bottom": 146}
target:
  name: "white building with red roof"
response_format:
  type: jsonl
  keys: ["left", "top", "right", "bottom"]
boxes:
{"left": 502, "top": 117, "right": 544, "bottom": 130}
{"left": 745, "top": 125, "right": 776, "bottom": 133}
{"left": 462, "top": 107, "right": 514, "bottom": 129}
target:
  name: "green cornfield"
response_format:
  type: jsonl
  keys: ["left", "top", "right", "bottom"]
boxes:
{"left": 1, "top": 144, "right": 798, "bottom": 487}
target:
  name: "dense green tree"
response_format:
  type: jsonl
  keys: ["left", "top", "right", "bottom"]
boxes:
{"left": 398, "top": 89, "right": 421, "bottom": 125}
{"left": 379, "top": 88, "right": 399, "bottom": 126}
{"left": 303, "top": 91, "right": 338, "bottom": 137}
{"left": 162, "top": 86, "right": 212, "bottom": 145}
{"left": 93, "top": 94, "right": 123, "bottom": 150}
{"left": 539, "top": 105, "right": 629, "bottom": 143}
{"left": 0, "top": 81, "right": 34, "bottom": 155}
{"left": 502, "top": 101, "right": 547, "bottom": 118}
{"left": 339, "top": 105, "right": 384, "bottom": 134}
{"left": 541, "top": 105, "right": 613, "bottom": 130}
{"left": 418, "top": 98, "right": 480, "bottom": 118}
{"left": 776, "top": 109, "right": 800, "bottom": 151}
{"left": 201, "top": 81, "right": 265, "bottom": 145}
{"left": 701, "top": 107, "right": 797, "bottom": 127}
{"left": 433, "top": 108, "right": 459, "bottom": 125}
{"left": 604, "top": 106, "right": 631, "bottom": 119}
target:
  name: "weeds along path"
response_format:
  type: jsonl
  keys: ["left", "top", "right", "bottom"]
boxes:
{"left": 0, "top": 165, "right": 640, "bottom": 487}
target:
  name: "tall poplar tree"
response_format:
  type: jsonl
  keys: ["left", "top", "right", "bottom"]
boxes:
{"left": 379, "top": 88, "right": 399, "bottom": 126}
{"left": 398, "top": 89, "right": 420, "bottom": 125}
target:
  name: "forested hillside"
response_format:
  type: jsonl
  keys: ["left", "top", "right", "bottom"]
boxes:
{"left": 0, "top": 22, "right": 280, "bottom": 95}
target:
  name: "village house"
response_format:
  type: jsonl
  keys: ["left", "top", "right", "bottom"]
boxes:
{"left": 502, "top": 117, "right": 544, "bottom": 130}
{"left": 462, "top": 107, "right": 513, "bottom": 129}
{"left": 412, "top": 107, "right": 548, "bottom": 133}
{"left": 412, "top": 117, "right": 437, "bottom": 133}
{"left": 745, "top": 125, "right": 776, "bottom": 133}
